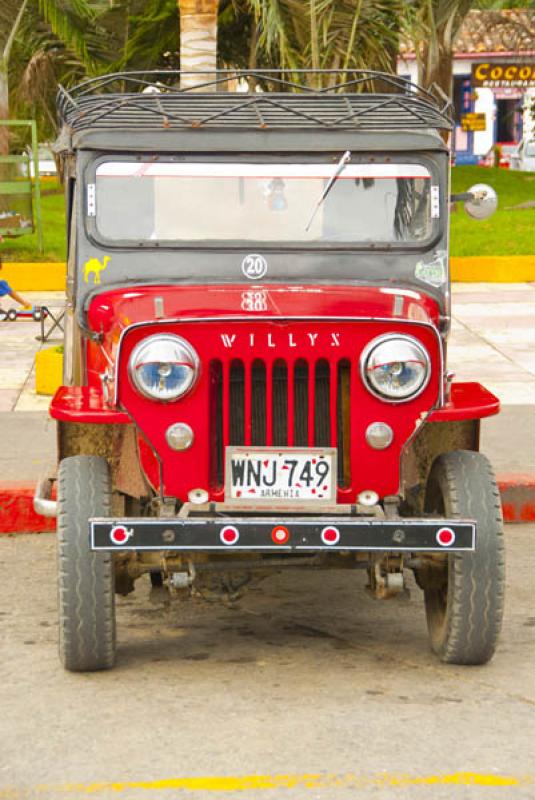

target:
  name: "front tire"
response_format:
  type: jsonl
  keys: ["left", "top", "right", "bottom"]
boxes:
{"left": 57, "top": 456, "right": 116, "bottom": 671}
{"left": 423, "top": 450, "right": 505, "bottom": 665}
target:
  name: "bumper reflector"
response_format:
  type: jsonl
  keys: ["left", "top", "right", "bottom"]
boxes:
{"left": 321, "top": 526, "right": 340, "bottom": 546}
{"left": 220, "top": 525, "right": 239, "bottom": 546}
{"left": 272, "top": 525, "right": 290, "bottom": 545}
{"left": 110, "top": 525, "right": 133, "bottom": 545}
{"left": 436, "top": 527, "right": 456, "bottom": 547}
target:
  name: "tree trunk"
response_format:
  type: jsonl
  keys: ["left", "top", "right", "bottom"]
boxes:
{"left": 0, "top": 60, "right": 9, "bottom": 156}
{"left": 418, "top": 38, "right": 453, "bottom": 100}
{"left": 178, "top": 0, "right": 219, "bottom": 91}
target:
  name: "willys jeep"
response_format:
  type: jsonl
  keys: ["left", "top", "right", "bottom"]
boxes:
{"left": 36, "top": 70, "right": 503, "bottom": 671}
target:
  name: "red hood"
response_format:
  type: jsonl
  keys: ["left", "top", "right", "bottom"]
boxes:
{"left": 87, "top": 284, "right": 442, "bottom": 338}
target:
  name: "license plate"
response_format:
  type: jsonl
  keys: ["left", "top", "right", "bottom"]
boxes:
{"left": 226, "top": 447, "right": 337, "bottom": 503}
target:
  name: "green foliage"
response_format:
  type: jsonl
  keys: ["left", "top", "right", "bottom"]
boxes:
{"left": 3, "top": 0, "right": 113, "bottom": 145}
{"left": 247, "top": 0, "right": 402, "bottom": 83}
{"left": 1, "top": 180, "right": 65, "bottom": 261}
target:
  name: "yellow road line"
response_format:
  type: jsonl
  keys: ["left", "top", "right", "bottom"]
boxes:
{"left": 1, "top": 771, "right": 530, "bottom": 796}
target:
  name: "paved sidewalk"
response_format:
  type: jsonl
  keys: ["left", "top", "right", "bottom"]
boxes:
{"left": 1, "top": 284, "right": 535, "bottom": 481}
{"left": 0, "top": 291, "right": 64, "bottom": 414}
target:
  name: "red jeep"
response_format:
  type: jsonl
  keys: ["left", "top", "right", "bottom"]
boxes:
{"left": 37, "top": 70, "right": 502, "bottom": 671}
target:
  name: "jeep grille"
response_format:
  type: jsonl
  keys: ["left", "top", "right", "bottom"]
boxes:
{"left": 209, "top": 359, "right": 351, "bottom": 489}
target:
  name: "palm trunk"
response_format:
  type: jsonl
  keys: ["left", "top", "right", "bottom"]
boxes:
{"left": 178, "top": 0, "right": 219, "bottom": 91}
{"left": 0, "top": 61, "right": 8, "bottom": 156}
{"left": 418, "top": 39, "right": 453, "bottom": 100}
{"left": 0, "top": 0, "right": 29, "bottom": 155}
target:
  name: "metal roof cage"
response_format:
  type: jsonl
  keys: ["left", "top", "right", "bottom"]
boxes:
{"left": 57, "top": 70, "right": 453, "bottom": 133}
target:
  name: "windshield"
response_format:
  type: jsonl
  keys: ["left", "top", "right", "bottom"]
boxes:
{"left": 94, "top": 160, "right": 437, "bottom": 246}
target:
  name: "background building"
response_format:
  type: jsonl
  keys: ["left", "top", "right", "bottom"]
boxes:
{"left": 399, "top": 9, "right": 535, "bottom": 164}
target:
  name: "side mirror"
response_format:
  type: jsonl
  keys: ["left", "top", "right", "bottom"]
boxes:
{"left": 451, "top": 184, "right": 498, "bottom": 220}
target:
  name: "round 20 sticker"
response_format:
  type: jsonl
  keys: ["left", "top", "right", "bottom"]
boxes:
{"left": 241, "top": 254, "right": 267, "bottom": 280}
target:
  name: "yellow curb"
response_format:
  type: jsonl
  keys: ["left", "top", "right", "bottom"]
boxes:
{"left": 2, "top": 257, "right": 535, "bottom": 289}
{"left": 0, "top": 262, "right": 66, "bottom": 291}
{"left": 451, "top": 256, "right": 535, "bottom": 282}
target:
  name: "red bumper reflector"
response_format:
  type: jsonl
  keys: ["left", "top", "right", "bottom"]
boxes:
{"left": 110, "top": 525, "right": 133, "bottom": 545}
{"left": 321, "top": 525, "right": 340, "bottom": 545}
{"left": 220, "top": 525, "right": 239, "bottom": 545}
{"left": 436, "top": 526, "right": 455, "bottom": 547}
{"left": 272, "top": 525, "right": 290, "bottom": 545}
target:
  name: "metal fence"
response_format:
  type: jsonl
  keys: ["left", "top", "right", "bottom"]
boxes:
{"left": 0, "top": 120, "right": 43, "bottom": 253}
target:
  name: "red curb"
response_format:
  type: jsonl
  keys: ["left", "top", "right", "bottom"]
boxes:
{"left": 498, "top": 475, "right": 535, "bottom": 523}
{"left": 0, "top": 476, "right": 534, "bottom": 533}
{"left": 0, "top": 483, "right": 56, "bottom": 534}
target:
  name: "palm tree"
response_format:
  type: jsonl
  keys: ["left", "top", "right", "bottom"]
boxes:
{"left": 177, "top": 0, "right": 220, "bottom": 89}
{"left": 1, "top": 0, "right": 105, "bottom": 154}
{"left": 403, "top": 0, "right": 474, "bottom": 99}
{"left": 246, "top": 0, "right": 402, "bottom": 89}
{"left": 1, "top": 0, "right": 29, "bottom": 153}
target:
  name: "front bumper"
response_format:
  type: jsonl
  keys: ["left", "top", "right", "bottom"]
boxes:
{"left": 90, "top": 517, "right": 476, "bottom": 553}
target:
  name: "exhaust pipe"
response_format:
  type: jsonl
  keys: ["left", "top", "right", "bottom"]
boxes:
{"left": 33, "top": 470, "right": 58, "bottom": 518}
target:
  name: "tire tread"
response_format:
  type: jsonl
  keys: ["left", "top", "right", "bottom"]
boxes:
{"left": 425, "top": 450, "right": 505, "bottom": 665}
{"left": 57, "top": 456, "right": 116, "bottom": 671}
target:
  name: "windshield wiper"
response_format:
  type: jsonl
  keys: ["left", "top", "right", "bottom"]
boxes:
{"left": 305, "top": 150, "right": 352, "bottom": 231}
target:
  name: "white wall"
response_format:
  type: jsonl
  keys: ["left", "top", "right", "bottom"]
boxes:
{"left": 473, "top": 88, "right": 495, "bottom": 155}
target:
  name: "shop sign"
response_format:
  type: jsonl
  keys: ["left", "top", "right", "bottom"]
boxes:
{"left": 461, "top": 112, "right": 486, "bottom": 132}
{"left": 472, "top": 62, "right": 535, "bottom": 88}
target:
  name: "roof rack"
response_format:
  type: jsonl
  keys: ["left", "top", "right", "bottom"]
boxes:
{"left": 57, "top": 69, "right": 453, "bottom": 133}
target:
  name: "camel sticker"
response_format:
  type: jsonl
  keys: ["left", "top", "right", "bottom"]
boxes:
{"left": 84, "top": 255, "right": 110, "bottom": 285}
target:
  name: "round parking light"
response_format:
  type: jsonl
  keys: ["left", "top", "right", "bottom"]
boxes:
{"left": 436, "top": 527, "right": 455, "bottom": 547}
{"left": 220, "top": 525, "right": 240, "bottom": 546}
{"left": 365, "top": 422, "right": 394, "bottom": 450}
{"left": 166, "top": 422, "right": 194, "bottom": 451}
{"left": 321, "top": 526, "right": 340, "bottom": 546}
{"left": 272, "top": 525, "right": 290, "bottom": 545}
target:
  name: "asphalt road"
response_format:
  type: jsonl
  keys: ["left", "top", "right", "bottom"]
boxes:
{"left": 1, "top": 527, "right": 535, "bottom": 800}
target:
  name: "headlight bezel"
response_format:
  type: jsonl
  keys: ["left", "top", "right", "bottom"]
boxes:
{"left": 360, "top": 333, "right": 431, "bottom": 403}
{"left": 128, "top": 333, "right": 200, "bottom": 402}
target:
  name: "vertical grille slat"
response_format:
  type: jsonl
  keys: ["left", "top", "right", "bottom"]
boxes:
{"left": 210, "top": 353, "right": 352, "bottom": 492}
{"left": 287, "top": 361, "right": 295, "bottom": 447}
{"left": 293, "top": 360, "right": 308, "bottom": 447}
{"left": 244, "top": 361, "right": 253, "bottom": 446}
{"left": 229, "top": 360, "right": 245, "bottom": 446}
{"left": 337, "top": 360, "right": 352, "bottom": 487}
{"left": 272, "top": 360, "right": 288, "bottom": 446}
{"left": 251, "top": 360, "right": 266, "bottom": 446}
{"left": 329, "top": 361, "right": 338, "bottom": 449}
{"left": 265, "top": 362, "right": 274, "bottom": 446}
{"left": 314, "top": 360, "right": 331, "bottom": 447}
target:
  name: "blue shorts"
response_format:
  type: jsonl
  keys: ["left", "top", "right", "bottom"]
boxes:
{"left": 0, "top": 279, "right": 13, "bottom": 298}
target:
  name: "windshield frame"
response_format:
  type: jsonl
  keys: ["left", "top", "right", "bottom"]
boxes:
{"left": 85, "top": 152, "right": 444, "bottom": 253}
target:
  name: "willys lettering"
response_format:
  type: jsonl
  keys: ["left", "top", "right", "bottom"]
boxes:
{"left": 220, "top": 332, "right": 341, "bottom": 349}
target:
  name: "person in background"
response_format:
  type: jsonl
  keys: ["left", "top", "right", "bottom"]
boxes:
{"left": 0, "top": 233, "right": 31, "bottom": 310}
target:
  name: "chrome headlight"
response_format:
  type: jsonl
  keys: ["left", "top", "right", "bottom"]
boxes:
{"left": 129, "top": 334, "right": 199, "bottom": 402}
{"left": 361, "top": 335, "right": 430, "bottom": 402}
